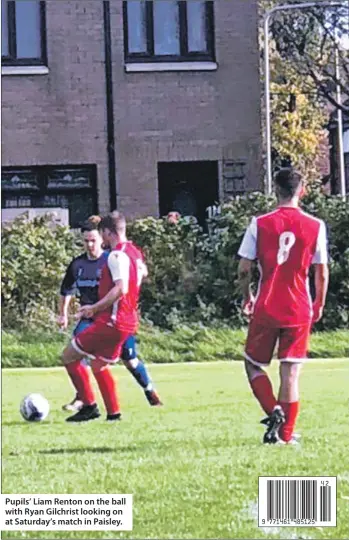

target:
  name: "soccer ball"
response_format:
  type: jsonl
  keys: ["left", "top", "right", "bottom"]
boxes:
{"left": 20, "top": 393, "right": 50, "bottom": 422}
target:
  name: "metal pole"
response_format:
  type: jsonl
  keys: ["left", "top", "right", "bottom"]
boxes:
{"left": 263, "top": 1, "right": 345, "bottom": 195}
{"left": 264, "top": 14, "right": 272, "bottom": 195}
{"left": 335, "top": 48, "right": 346, "bottom": 198}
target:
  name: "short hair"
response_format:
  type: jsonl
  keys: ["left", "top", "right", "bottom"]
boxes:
{"left": 274, "top": 168, "right": 302, "bottom": 199}
{"left": 81, "top": 220, "right": 99, "bottom": 233}
{"left": 87, "top": 215, "right": 101, "bottom": 226}
{"left": 98, "top": 211, "right": 126, "bottom": 234}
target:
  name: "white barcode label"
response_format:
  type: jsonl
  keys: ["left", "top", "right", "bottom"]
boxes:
{"left": 258, "top": 477, "right": 336, "bottom": 527}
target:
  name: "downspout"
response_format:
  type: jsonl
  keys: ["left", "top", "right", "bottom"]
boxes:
{"left": 103, "top": 0, "right": 117, "bottom": 210}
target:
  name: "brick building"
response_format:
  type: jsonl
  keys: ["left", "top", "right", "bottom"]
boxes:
{"left": 2, "top": 0, "right": 262, "bottom": 226}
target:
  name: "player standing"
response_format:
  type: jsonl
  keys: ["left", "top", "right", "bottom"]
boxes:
{"left": 58, "top": 218, "right": 107, "bottom": 410}
{"left": 61, "top": 211, "right": 159, "bottom": 422}
{"left": 238, "top": 168, "right": 329, "bottom": 444}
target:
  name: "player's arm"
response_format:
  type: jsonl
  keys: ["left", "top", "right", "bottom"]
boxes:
{"left": 79, "top": 251, "right": 129, "bottom": 318}
{"left": 58, "top": 261, "right": 76, "bottom": 329}
{"left": 142, "top": 262, "right": 149, "bottom": 280}
{"left": 313, "top": 264, "right": 329, "bottom": 322}
{"left": 139, "top": 256, "right": 149, "bottom": 283}
{"left": 58, "top": 295, "right": 72, "bottom": 330}
{"left": 87, "top": 282, "right": 123, "bottom": 316}
{"left": 237, "top": 218, "right": 257, "bottom": 316}
{"left": 312, "top": 221, "right": 329, "bottom": 322}
{"left": 238, "top": 258, "right": 254, "bottom": 303}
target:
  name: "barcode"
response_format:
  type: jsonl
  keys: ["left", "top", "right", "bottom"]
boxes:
{"left": 258, "top": 477, "right": 336, "bottom": 527}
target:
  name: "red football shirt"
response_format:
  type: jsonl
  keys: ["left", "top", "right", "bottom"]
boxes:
{"left": 238, "top": 207, "right": 328, "bottom": 327}
{"left": 96, "top": 241, "right": 147, "bottom": 333}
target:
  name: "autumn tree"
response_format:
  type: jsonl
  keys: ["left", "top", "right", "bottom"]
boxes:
{"left": 260, "top": 0, "right": 348, "bottom": 181}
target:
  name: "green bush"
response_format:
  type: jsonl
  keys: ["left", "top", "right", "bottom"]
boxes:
{"left": 127, "top": 216, "right": 202, "bottom": 327}
{"left": 300, "top": 188, "right": 349, "bottom": 329}
{"left": 2, "top": 188, "right": 348, "bottom": 331}
{"left": 129, "top": 188, "right": 349, "bottom": 330}
{"left": 1, "top": 215, "right": 78, "bottom": 329}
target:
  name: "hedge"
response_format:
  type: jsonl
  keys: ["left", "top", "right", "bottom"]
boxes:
{"left": 2, "top": 187, "right": 348, "bottom": 331}
{"left": 2, "top": 327, "right": 348, "bottom": 367}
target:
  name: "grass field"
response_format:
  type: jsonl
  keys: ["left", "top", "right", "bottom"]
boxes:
{"left": 1, "top": 360, "right": 349, "bottom": 539}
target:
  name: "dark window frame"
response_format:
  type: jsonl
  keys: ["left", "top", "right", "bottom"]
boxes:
{"left": 1, "top": 165, "right": 98, "bottom": 227}
{"left": 1, "top": 0, "right": 47, "bottom": 66}
{"left": 123, "top": 0, "right": 215, "bottom": 63}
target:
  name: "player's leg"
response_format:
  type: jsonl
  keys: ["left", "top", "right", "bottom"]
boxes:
{"left": 244, "top": 361, "right": 277, "bottom": 416}
{"left": 62, "top": 319, "right": 93, "bottom": 412}
{"left": 244, "top": 319, "right": 278, "bottom": 415}
{"left": 278, "top": 362, "right": 301, "bottom": 443}
{"left": 244, "top": 320, "right": 287, "bottom": 443}
{"left": 86, "top": 324, "right": 129, "bottom": 421}
{"left": 121, "top": 336, "right": 163, "bottom": 406}
{"left": 277, "top": 324, "right": 310, "bottom": 443}
{"left": 91, "top": 358, "right": 121, "bottom": 421}
{"left": 61, "top": 339, "right": 100, "bottom": 422}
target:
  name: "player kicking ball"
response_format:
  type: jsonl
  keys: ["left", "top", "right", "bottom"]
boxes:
{"left": 238, "top": 168, "right": 329, "bottom": 444}
{"left": 58, "top": 216, "right": 162, "bottom": 412}
{"left": 61, "top": 211, "right": 161, "bottom": 422}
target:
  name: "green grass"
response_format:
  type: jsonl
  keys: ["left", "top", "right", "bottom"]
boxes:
{"left": 2, "top": 360, "right": 349, "bottom": 539}
{"left": 2, "top": 327, "right": 349, "bottom": 367}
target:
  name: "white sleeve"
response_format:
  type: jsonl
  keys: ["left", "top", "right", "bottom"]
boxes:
{"left": 238, "top": 217, "right": 257, "bottom": 260}
{"left": 107, "top": 251, "right": 130, "bottom": 293}
{"left": 312, "top": 221, "right": 328, "bottom": 264}
{"left": 141, "top": 261, "right": 148, "bottom": 279}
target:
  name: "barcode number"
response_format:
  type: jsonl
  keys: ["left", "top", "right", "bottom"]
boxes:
{"left": 258, "top": 477, "right": 336, "bottom": 527}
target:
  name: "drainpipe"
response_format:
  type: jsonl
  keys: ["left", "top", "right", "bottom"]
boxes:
{"left": 103, "top": 0, "right": 117, "bottom": 210}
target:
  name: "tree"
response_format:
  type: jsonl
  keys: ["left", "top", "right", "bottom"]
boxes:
{"left": 270, "top": 78, "right": 327, "bottom": 182}
{"left": 260, "top": 1, "right": 331, "bottom": 181}
{"left": 265, "top": 0, "right": 349, "bottom": 113}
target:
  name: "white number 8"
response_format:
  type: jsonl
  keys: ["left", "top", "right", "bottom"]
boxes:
{"left": 277, "top": 232, "right": 296, "bottom": 265}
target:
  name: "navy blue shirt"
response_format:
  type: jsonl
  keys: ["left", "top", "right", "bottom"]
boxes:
{"left": 60, "top": 252, "right": 109, "bottom": 306}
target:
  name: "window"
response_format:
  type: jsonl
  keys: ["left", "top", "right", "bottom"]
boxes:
{"left": 1, "top": 0, "right": 47, "bottom": 65}
{"left": 158, "top": 161, "right": 219, "bottom": 226}
{"left": 223, "top": 160, "right": 247, "bottom": 195}
{"left": 1, "top": 166, "right": 97, "bottom": 227}
{"left": 124, "top": 1, "right": 214, "bottom": 63}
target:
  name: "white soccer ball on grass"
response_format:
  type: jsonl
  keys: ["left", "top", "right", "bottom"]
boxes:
{"left": 20, "top": 393, "right": 50, "bottom": 422}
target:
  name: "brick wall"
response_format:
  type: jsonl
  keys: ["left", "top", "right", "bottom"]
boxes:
{"left": 1, "top": 1, "right": 110, "bottom": 212}
{"left": 2, "top": 0, "right": 262, "bottom": 218}
{"left": 111, "top": 0, "right": 262, "bottom": 216}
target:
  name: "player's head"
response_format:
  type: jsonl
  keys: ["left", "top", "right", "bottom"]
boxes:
{"left": 98, "top": 211, "right": 127, "bottom": 248}
{"left": 81, "top": 219, "right": 103, "bottom": 258}
{"left": 87, "top": 215, "right": 101, "bottom": 226}
{"left": 167, "top": 211, "right": 180, "bottom": 225}
{"left": 274, "top": 168, "right": 303, "bottom": 202}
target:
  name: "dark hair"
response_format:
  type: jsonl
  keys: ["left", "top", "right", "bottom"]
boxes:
{"left": 81, "top": 220, "right": 99, "bottom": 233}
{"left": 98, "top": 211, "right": 126, "bottom": 234}
{"left": 274, "top": 168, "right": 302, "bottom": 199}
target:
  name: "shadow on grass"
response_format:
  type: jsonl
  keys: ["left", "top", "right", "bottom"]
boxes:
{"left": 39, "top": 446, "right": 140, "bottom": 455}
{"left": 6, "top": 445, "right": 142, "bottom": 457}
{"left": 2, "top": 421, "right": 54, "bottom": 426}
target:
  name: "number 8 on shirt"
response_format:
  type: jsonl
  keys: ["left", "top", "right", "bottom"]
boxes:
{"left": 238, "top": 207, "right": 328, "bottom": 366}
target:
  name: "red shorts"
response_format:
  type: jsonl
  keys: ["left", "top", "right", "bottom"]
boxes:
{"left": 72, "top": 321, "right": 129, "bottom": 364}
{"left": 245, "top": 318, "right": 311, "bottom": 367}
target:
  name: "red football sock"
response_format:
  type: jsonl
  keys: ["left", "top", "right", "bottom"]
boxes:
{"left": 65, "top": 361, "right": 95, "bottom": 405}
{"left": 92, "top": 365, "right": 120, "bottom": 415}
{"left": 278, "top": 401, "right": 300, "bottom": 442}
{"left": 250, "top": 374, "right": 277, "bottom": 415}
